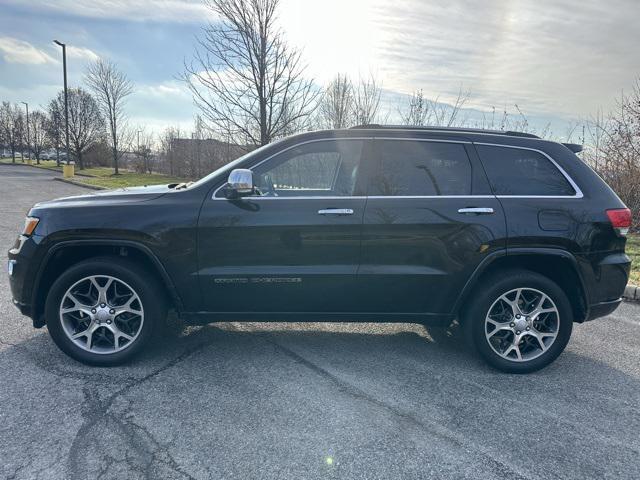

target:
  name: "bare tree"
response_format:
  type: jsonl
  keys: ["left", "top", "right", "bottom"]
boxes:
{"left": 399, "top": 89, "right": 431, "bottom": 126}
{"left": 134, "top": 127, "right": 156, "bottom": 174}
{"left": 46, "top": 99, "right": 64, "bottom": 166}
{"left": 0, "top": 102, "right": 24, "bottom": 162}
{"left": 431, "top": 87, "right": 470, "bottom": 127}
{"left": 583, "top": 109, "right": 610, "bottom": 172}
{"left": 50, "top": 88, "right": 105, "bottom": 169}
{"left": 594, "top": 78, "right": 640, "bottom": 229}
{"left": 353, "top": 74, "right": 382, "bottom": 125}
{"left": 28, "top": 110, "right": 49, "bottom": 163}
{"left": 318, "top": 74, "right": 354, "bottom": 129}
{"left": 184, "top": 0, "right": 318, "bottom": 148}
{"left": 159, "top": 125, "right": 182, "bottom": 176}
{"left": 85, "top": 59, "right": 134, "bottom": 174}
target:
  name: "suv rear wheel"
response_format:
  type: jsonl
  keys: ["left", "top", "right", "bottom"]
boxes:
{"left": 463, "top": 270, "right": 573, "bottom": 373}
{"left": 45, "top": 257, "right": 166, "bottom": 366}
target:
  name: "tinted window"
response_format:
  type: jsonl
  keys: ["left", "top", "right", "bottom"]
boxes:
{"left": 477, "top": 145, "right": 575, "bottom": 196}
{"left": 252, "top": 140, "right": 363, "bottom": 196}
{"left": 370, "top": 140, "right": 472, "bottom": 196}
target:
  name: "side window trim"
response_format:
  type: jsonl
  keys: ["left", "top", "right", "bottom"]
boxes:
{"left": 474, "top": 142, "right": 583, "bottom": 199}
{"left": 212, "top": 137, "right": 372, "bottom": 199}
{"left": 211, "top": 137, "right": 583, "bottom": 200}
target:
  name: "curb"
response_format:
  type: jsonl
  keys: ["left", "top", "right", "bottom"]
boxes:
{"left": 30, "top": 163, "right": 95, "bottom": 177}
{"left": 623, "top": 284, "right": 639, "bottom": 302}
{"left": 53, "top": 177, "right": 106, "bottom": 190}
{"left": 1, "top": 161, "right": 95, "bottom": 177}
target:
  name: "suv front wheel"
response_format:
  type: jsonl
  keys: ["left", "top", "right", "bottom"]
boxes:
{"left": 463, "top": 270, "right": 573, "bottom": 373}
{"left": 45, "top": 257, "right": 166, "bottom": 366}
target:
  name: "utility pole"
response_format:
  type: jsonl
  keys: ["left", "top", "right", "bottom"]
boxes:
{"left": 53, "top": 40, "right": 71, "bottom": 165}
{"left": 21, "top": 102, "right": 30, "bottom": 161}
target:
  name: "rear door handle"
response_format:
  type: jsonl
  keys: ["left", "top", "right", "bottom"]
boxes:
{"left": 457, "top": 207, "right": 494, "bottom": 215}
{"left": 318, "top": 208, "right": 354, "bottom": 216}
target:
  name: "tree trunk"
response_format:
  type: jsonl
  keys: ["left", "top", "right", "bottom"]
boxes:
{"left": 259, "top": 35, "right": 268, "bottom": 146}
{"left": 77, "top": 151, "right": 84, "bottom": 170}
{"left": 112, "top": 145, "right": 119, "bottom": 174}
{"left": 112, "top": 118, "right": 119, "bottom": 174}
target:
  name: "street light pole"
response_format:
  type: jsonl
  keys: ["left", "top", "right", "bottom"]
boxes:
{"left": 53, "top": 40, "right": 70, "bottom": 166}
{"left": 21, "top": 102, "right": 30, "bottom": 162}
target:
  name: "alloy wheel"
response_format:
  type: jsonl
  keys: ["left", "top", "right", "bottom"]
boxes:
{"left": 484, "top": 287, "right": 560, "bottom": 362}
{"left": 58, "top": 275, "right": 144, "bottom": 354}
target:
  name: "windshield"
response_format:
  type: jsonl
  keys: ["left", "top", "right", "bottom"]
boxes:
{"left": 187, "top": 142, "right": 277, "bottom": 189}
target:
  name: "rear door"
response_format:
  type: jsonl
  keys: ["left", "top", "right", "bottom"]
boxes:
{"left": 197, "top": 138, "right": 370, "bottom": 313}
{"left": 358, "top": 137, "right": 506, "bottom": 315}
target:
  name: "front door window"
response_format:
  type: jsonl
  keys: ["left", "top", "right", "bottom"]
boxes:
{"left": 252, "top": 140, "right": 363, "bottom": 197}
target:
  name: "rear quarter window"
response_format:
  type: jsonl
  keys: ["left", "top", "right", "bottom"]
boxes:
{"left": 476, "top": 145, "right": 576, "bottom": 196}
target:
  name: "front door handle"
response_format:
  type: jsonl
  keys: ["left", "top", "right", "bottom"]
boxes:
{"left": 318, "top": 208, "right": 354, "bottom": 216}
{"left": 457, "top": 207, "right": 494, "bottom": 215}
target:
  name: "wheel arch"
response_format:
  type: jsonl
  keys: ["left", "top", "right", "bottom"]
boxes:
{"left": 454, "top": 248, "right": 589, "bottom": 324}
{"left": 32, "top": 240, "right": 184, "bottom": 327}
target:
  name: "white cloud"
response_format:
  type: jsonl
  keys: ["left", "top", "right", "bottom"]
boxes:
{"left": 4, "top": 0, "right": 215, "bottom": 23}
{"left": 281, "top": 0, "right": 640, "bottom": 118}
{"left": 0, "top": 37, "right": 56, "bottom": 64}
{"left": 66, "top": 45, "right": 100, "bottom": 62}
{"left": 139, "top": 81, "right": 190, "bottom": 98}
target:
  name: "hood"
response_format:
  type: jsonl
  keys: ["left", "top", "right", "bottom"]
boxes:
{"left": 33, "top": 184, "right": 173, "bottom": 209}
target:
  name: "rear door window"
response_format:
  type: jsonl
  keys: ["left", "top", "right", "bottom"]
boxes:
{"left": 369, "top": 140, "right": 472, "bottom": 196}
{"left": 476, "top": 145, "right": 575, "bottom": 196}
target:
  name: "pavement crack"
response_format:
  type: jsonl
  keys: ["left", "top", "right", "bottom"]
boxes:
{"left": 0, "top": 335, "right": 18, "bottom": 347}
{"left": 267, "top": 337, "right": 533, "bottom": 480}
{"left": 66, "top": 339, "right": 212, "bottom": 479}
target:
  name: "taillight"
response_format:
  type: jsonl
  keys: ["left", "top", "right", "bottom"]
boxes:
{"left": 606, "top": 208, "right": 632, "bottom": 236}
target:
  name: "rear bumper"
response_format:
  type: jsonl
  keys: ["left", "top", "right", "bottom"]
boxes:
{"left": 585, "top": 298, "right": 622, "bottom": 321}
{"left": 578, "top": 251, "right": 630, "bottom": 321}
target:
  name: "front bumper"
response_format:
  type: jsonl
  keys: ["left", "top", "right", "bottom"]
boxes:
{"left": 8, "top": 234, "right": 42, "bottom": 321}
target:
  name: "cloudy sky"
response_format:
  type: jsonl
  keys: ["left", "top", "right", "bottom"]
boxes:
{"left": 1, "top": 0, "right": 638, "bottom": 137}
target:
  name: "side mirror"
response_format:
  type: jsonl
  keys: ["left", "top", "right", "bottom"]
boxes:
{"left": 225, "top": 168, "right": 254, "bottom": 198}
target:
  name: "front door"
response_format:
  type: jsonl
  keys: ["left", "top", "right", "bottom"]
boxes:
{"left": 359, "top": 137, "right": 506, "bottom": 315}
{"left": 197, "top": 138, "right": 369, "bottom": 313}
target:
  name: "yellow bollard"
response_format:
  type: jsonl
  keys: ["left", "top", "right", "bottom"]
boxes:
{"left": 62, "top": 163, "right": 75, "bottom": 178}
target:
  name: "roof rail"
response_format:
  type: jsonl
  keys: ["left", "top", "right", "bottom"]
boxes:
{"left": 348, "top": 124, "right": 541, "bottom": 139}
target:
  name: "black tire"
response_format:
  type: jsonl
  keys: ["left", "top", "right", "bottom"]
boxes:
{"left": 462, "top": 269, "right": 573, "bottom": 373}
{"left": 45, "top": 257, "right": 167, "bottom": 366}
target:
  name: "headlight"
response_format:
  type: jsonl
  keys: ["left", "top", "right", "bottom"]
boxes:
{"left": 22, "top": 217, "right": 40, "bottom": 236}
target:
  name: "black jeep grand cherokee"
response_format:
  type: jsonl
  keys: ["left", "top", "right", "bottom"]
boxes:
{"left": 8, "top": 126, "right": 632, "bottom": 372}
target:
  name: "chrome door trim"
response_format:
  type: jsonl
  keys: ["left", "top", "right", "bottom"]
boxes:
{"left": 367, "top": 195, "right": 496, "bottom": 199}
{"left": 318, "top": 208, "right": 354, "bottom": 216}
{"left": 457, "top": 207, "right": 494, "bottom": 214}
{"left": 222, "top": 196, "right": 368, "bottom": 200}
{"left": 210, "top": 137, "right": 585, "bottom": 200}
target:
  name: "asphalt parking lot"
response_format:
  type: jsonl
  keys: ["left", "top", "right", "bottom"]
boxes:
{"left": 1, "top": 163, "right": 639, "bottom": 480}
